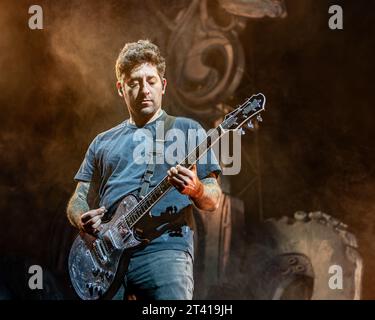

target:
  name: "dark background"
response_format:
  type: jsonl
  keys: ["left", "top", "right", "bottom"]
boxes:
{"left": 0, "top": 0, "right": 374, "bottom": 298}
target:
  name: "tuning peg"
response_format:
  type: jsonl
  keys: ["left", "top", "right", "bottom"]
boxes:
{"left": 238, "top": 128, "right": 246, "bottom": 136}
{"left": 247, "top": 121, "right": 254, "bottom": 129}
{"left": 256, "top": 114, "right": 263, "bottom": 122}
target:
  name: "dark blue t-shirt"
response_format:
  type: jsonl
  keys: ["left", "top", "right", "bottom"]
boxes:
{"left": 74, "top": 111, "right": 221, "bottom": 258}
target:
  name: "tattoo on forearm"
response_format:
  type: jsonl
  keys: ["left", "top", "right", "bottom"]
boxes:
{"left": 67, "top": 182, "right": 91, "bottom": 228}
{"left": 192, "top": 177, "right": 222, "bottom": 211}
{"left": 76, "top": 182, "right": 90, "bottom": 201}
{"left": 203, "top": 178, "right": 222, "bottom": 199}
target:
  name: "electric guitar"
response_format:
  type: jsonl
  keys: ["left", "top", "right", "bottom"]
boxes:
{"left": 68, "top": 93, "right": 266, "bottom": 299}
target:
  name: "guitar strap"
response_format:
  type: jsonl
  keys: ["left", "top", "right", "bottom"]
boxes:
{"left": 138, "top": 114, "right": 176, "bottom": 199}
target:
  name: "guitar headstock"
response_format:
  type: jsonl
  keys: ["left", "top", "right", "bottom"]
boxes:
{"left": 221, "top": 93, "right": 266, "bottom": 133}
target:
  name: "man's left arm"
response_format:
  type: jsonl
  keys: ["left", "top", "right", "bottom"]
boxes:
{"left": 167, "top": 165, "right": 222, "bottom": 211}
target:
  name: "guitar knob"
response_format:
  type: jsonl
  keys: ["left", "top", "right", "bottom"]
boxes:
{"left": 86, "top": 283, "right": 94, "bottom": 295}
{"left": 97, "top": 286, "right": 103, "bottom": 296}
{"left": 91, "top": 267, "right": 99, "bottom": 276}
{"left": 99, "top": 268, "right": 106, "bottom": 276}
{"left": 256, "top": 114, "right": 263, "bottom": 122}
{"left": 247, "top": 121, "right": 254, "bottom": 129}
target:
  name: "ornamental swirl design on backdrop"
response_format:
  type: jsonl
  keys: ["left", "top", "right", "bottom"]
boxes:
{"left": 147, "top": 0, "right": 286, "bottom": 116}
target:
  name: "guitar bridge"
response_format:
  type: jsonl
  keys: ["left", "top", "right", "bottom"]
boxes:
{"left": 102, "top": 230, "right": 120, "bottom": 250}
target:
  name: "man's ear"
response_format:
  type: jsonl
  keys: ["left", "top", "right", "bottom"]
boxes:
{"left": 162, "top": 78, "right": 167, "bottom": 95}
{"left": 116, "top": 81, "right": 124, "bottom": 97}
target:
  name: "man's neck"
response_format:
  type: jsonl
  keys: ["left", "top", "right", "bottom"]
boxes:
{"left": 129, "top": 109, "right": 163, "bottom": 127}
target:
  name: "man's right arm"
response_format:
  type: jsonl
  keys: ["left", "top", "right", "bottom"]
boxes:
{"left": 67, "top": 182, "right": 91, "bottom": 230}
{"left": 67, "top": 182, "right": 106, "bottom": 234}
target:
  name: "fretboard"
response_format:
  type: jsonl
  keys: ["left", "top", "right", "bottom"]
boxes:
{"left": 125, "top": 126, "right": 223, "bottom": 227}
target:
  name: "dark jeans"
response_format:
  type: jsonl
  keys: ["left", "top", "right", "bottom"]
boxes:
{"left": 113, "top": 249, "right": 194, "bottom": 300}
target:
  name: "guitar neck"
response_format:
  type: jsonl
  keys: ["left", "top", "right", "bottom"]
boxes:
{"left": 125, "top": 126, "right": 224, "bottom": 228}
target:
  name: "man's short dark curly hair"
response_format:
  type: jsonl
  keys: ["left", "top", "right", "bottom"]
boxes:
{"left": 115, "top": 39, "right": 166, "bottom": 81}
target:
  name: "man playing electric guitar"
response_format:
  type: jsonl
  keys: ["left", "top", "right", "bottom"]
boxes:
{"left": 66, "top": 40, "right": 222, "bottom": 300}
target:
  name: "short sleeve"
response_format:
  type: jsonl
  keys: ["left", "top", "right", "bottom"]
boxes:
{"left": 194, "top": 123, "right": 222, "bottom": 180}
{"left": 74, "top": 138, "right": 97, "bottom": 182}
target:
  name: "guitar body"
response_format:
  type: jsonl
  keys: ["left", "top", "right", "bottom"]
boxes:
{"left": 68, "top": 194, "right": 146, "bottom": 300}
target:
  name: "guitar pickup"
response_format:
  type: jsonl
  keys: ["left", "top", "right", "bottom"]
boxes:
{"left": 93, "top": 240, "right": 108, "bottom": 264}
{"left": 103, "top": 230, "right": 121, "bottom": 250}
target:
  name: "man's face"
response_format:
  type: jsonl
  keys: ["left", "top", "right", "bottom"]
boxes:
{"left": 118, "top": 63, "right": 166, "bottom": 123}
